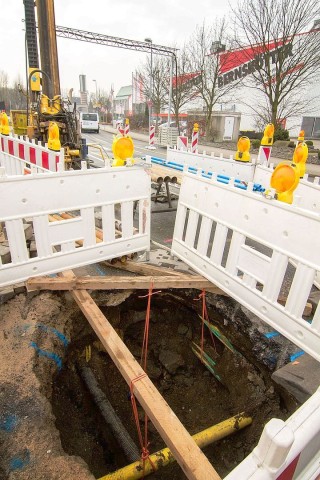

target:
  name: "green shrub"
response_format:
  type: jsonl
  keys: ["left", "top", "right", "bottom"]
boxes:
{"left": 305, "top": 140, "right": 314, "bottom": 147}
{"left": 288, "top": 141, "right": 295, "bottom": 148}
{"left": 240, "top": 130, "right": 263, "bottom": 140}
{"left": 251, "top": 139, "right": 261, "bottom": 148}
{"left": 274, "top": 126, "right": 290, "bottom": 141}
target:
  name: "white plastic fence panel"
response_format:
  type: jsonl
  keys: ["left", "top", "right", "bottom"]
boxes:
{"left": 0, "top": 165, "right": 150, "bottom": 286}
{"left": 167, "top": 147, "right": 256, "bottom": 181}
{"left": 226, "top": 387, "right": 320, "bottom": 480}
{"left": 0, "top": 133, "right": 64, "bottom": 172}
{"left": 171, "top": 172, "right": 320, "bottom": 362}
{"left": 0, "top": 151, "right": 53, "bottom": 176}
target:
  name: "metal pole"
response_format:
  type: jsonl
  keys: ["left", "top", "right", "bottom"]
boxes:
{"left": 150, "top": 43, "right": 153, "bottom": 127}
{"left": 167, "top": 54, "right": 173, "bottom": 125}
{"left": 145, "top": 38, "right": 153, "bottom": 136}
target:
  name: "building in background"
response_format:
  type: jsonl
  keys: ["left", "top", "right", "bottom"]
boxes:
{"left": 114, "top": 85, "right": 132, "bottom": 119}
{"left": 78, "top": 74, "right": 88, "bottom": 113}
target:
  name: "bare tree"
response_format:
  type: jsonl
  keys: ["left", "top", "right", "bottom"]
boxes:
{"left": 0, "top": 70, "right": 9, "bottom": 109}
{"left": 188, "top": 20, "right": 239, "bottom": 139}
{"left": 170, "top": 47, "right": 200, "bottom": 128}
{"left": 136, "top": 56, "right": 169, "bottom": 126}
{"left": 232, "top": 0, "right": 320, "bottom": 127}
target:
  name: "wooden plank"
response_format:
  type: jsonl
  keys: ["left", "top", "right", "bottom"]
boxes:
{"left": 27, "top": 275, "right": 226, "bottom": 294}
{"left": 69, "top": 287, "right": 221, "bottom": 480}
{"left": 106, "top": 259, "right": 184, "bottom": 277}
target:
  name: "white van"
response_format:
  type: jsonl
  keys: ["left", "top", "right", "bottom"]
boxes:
{"left": 80, "top": 112, "right": 99, "bottom": 133}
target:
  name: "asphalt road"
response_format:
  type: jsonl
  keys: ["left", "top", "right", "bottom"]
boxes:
{"left": 81, "top": 129, "right": 176, "bottom": 246}
{"left": 81, "top": 130, "right": 167, "bottom": 168}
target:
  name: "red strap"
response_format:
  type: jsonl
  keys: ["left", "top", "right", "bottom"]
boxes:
{"left": 194, "top": 289, "right": 217, "bottom": 359}
{"left": 129, "top": 281, "right": 159, "bottom": 477}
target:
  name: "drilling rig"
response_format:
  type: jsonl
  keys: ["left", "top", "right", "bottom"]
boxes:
{"left": 23, "top": 0, "right": 85, "bottom": 167}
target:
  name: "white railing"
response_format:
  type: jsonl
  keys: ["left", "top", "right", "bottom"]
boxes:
{"left": 0, "top": 163, "right": 150, "bottom": 286}
{"left": 171, "top": 171, "right": 320, "bottom": 362}
{"left": 226, "top": 387, "right": 320, "bottom": 479}
{"left": 167, "top": 146, "right": 256, "bottom": 181}
{"left": 0, "top": 151, "right": 55, "bottom": 176}
{"left": 0, "top": 133, "right": 64, "bottom": 172}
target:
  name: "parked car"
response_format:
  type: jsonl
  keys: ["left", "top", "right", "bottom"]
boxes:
{"left": 159, "top": 121, "right": 187, "bottom": 135}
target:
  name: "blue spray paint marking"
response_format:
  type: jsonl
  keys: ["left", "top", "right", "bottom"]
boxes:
{"left": 264, "top": 331, "right": 280, "bottom": 339}
{"left": 95, "top": 264, "right": 107, "bottom": 276}
{"left": 9, "top": 449, "right": 30, "bottom": 471}
{"left": 29, "top": 342, "right": 62, "bottom": 370}
{"left": 290, "top": 350, "right": 305, "bottom": 362}
{"left": 0, "top": 414, "right": 18, "bottom": 432}
{"left": 36, "top": 324, "right": 69, "bottom": 347}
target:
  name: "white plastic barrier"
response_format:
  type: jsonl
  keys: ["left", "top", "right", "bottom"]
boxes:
{"left": 253, "top": 164, "right": 320, "bottom": 213}
{"left": 171, "top": 172, "right": 320, "bottom": 362}
{"left": 167, "top": 147, "right": 256, "bottom": 181}
{"left": 0, "top": 151, "right": 55, "bottom": 176}
{"left": 0, "top": 164, "right": 150, "bottom": 286}
{"left": 0, "top": 133, "right": 64, "bottom": 172}
{"left": 226, "top": 387, "right": 320, "bottom": 479}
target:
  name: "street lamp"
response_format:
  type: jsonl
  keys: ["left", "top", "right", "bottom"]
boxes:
{"left": 92, "top": 79, "right": 98, "bottom": 113}
{"left": 145, "top": 38, "right": 153, "bottom": 132}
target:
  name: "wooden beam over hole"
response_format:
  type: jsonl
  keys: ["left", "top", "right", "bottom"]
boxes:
{"left": 27, "top": 274, "right": 226, "bottom": 295}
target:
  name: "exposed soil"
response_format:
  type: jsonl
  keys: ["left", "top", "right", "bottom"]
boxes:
{"left": 0, "top": 288, "right": 298, "bottom": 480}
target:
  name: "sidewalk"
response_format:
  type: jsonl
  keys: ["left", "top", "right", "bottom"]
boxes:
{"left": 100, "top": 124, "right": 320, "bottom": 176}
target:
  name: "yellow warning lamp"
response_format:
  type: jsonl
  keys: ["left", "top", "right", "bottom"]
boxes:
{"left": 297, "top": 130, "right": 305, "bottom": 143}
{"left": 234, "top": 136, "right": 251, "bottom": 162}
{"left": 0, "top": 112, "right": 2, "bottom": 134}
{"left": 0, "top": 112, "right": 10, "bottom": 136}
{"left": 261, "top": 123, "right": 274, "bottom": 146}
{"left": 48, "top": 122, "right": 61, "bottom": 151}
{"left": 292, "top": 142, "right": 308, "bottom": 178}
{"left": 112, "top": 135, "right": 134, "bottom": 167}
{"left": 270, "top": 162, "right": 300, "bottom": 204}
{"left": 193, "top": 123, "right": 199, "bottom": 132}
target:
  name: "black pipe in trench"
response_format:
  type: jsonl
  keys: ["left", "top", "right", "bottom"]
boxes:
{"left": 77, "top": 361, "right": 140, "bottom": 463}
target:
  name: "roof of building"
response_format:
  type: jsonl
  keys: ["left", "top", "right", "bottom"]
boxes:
{"left": 115, "top": 85, "right": 132, "bottom": 100}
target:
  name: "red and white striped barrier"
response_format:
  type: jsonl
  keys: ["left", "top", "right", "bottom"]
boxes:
{"left": 177, "top": 135, "right": 188, "bottom": 151}
{"left": 191, "top": 124, "right": 199, "bottom": 153}
{"left": 257, "top": 145, "right": 272, "bottom": 164}
{"left": 0, "top": 133, "right": 64, "bottom": 172}
{"left": 149, "top": 125, "right": 155, "bottom": 146}
{"left": 117, "top": 125, "right": 124, "bottom": 135}
{"left": 124, "top": 119, "right": 130, "bottom": 136}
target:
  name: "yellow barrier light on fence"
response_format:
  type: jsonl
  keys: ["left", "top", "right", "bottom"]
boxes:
{"left": 48, "top": 122, "right": 61, "bottom": 151}
{"left": 270, "top": 162, "right": 300, "bottom": 204}
{"left": 292, "top": 142, "right": 308, "bottom": 179}
{"left": 193, "top": 122, "right": 199, "bottom": 133}
{"left": 261, "top": 123, "right": 274, "bottom": 146}
{"left": 112, "top": 135, "right": 135, "bottom": 167}
{"left": 298, "top": 130, "right": 305, "bottom": 143}
{"left": 0, "top": 112, "right": 10, "bottom": 136}
{"left": 234, "top": 136, "right": 251, "bottom": 162}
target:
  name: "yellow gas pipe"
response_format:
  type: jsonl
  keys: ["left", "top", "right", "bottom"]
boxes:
{"left": 98, "top": 413, "right": 252, "bottom": 480}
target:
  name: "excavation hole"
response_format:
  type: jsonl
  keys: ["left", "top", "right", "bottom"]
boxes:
{"left": 51, "top": 291, "right": 294, "bottom": 479}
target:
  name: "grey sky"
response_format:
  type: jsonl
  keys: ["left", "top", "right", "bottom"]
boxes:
{"left": 2, "top": 0, "right": 237, "bottom": 96}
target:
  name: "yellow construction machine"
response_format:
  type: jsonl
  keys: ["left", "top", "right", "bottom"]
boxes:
{"left": 23, "top": 0, "right": 86, "bottom": 167}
